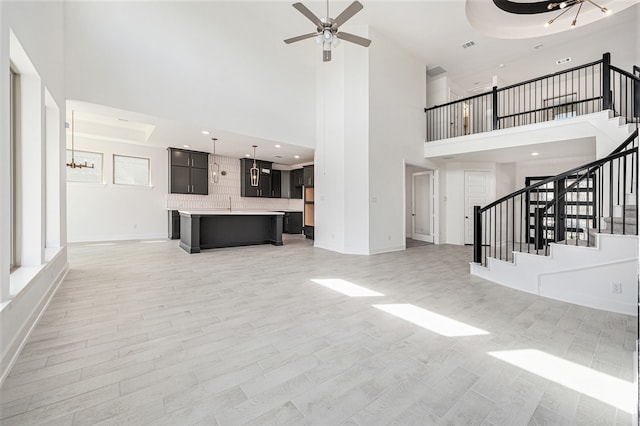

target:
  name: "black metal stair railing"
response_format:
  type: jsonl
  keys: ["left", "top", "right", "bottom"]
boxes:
{"left": 425, "top": 53, "right": 640, "bottom": 142}
{"left": 473, "top": 128, "right": 638, "bottom": 266}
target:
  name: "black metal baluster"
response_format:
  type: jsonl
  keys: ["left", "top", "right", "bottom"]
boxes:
{"left": 609, "top": 159, "right": 614, "bottom": 234}
{"left": 520, "top": 194, "right": 524, "bottom": 254}
{"left": 512, "top": 197, "right": 515, "bottom": 260}
{"left": 623, "top": 155, "right": 627, "bottom": 234}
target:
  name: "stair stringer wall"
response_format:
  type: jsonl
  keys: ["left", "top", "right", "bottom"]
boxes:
{"left": 470, "top": 233, "right": 638, "bottom": 315}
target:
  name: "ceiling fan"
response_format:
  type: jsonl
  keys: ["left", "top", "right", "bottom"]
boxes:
{"left": 284, "top": 0, "right": 371, "bottom": 62}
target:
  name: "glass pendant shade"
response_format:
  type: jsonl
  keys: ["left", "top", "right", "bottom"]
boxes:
{"left": 250, "top": 145, "right": 259, "bottom": 187}
{"left": 210, "top": 162, "right": 219, "bottom": 184}
{"left": 250, "top": 165, "right": 259, "bottom": 186}
{"left": 210, "top": 137, "right": 220, "bottom": 184}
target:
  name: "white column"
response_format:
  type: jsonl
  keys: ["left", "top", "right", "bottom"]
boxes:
{"left": 314, "top": 35, "right": 370, "bottom": 255}
{"left": 45, "top": 90, "right": 61, "bottom": 249}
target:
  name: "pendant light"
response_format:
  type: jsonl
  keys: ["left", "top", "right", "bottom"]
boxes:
{"left": 250, "top": 145, "right": 259, "bottom": 187}
{"left": 66, "top": 110, "right": 95, "bottom": 169}
{"left": 210, "top": 137, "right": 220, "bottom": 184}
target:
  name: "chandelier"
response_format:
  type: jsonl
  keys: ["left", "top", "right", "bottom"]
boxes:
{"left": 66, "top": 110, "right": 94, "bottom": 169}
{"left": 545, "top": 0, "right": 611, "bottom": 28}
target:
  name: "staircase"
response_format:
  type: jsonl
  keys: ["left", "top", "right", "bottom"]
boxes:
{"left": 471, "top": 128, "right": 639, "bottom": 315}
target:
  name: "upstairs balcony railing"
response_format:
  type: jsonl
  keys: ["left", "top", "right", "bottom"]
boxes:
{"left": 425, "top": 53, "right": 640, "bottom": 142}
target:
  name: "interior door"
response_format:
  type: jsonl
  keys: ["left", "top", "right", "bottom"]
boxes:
{"left": 412, "top": 171, "right": 434, "bottom": 243}
{"left": 464, "top": 171, "right": 491, "bottom": 245}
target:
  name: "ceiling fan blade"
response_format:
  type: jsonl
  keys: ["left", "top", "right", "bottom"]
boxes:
{"left": 333, "top": 1, "right": 364, "bottom": 28}
{"left": 323, "top": 49, "right": 331, "bottom": 62}
{"left": 336, "top": 32, "right": 371, "bottom": 47}
{"left": 284, "top": 33, "right": 318, "bottom": 44}
{"left": 292, "top": 2, "right": 323, "bottom": 29}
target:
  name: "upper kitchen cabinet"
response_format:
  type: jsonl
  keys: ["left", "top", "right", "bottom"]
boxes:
{"left": 290, "top": 168, "right": 303, "bottom": 199}
{"left": 240, "top": 158, "right": 273, "bottom": 197}
{"left": 271, "top": 170, "right": 281, "bottom": 198}
{"left": 168, "top": 147, "right": 209, "bottom": 195}
{"left": 303, "top": 165, "right": 314, "bottom": 187}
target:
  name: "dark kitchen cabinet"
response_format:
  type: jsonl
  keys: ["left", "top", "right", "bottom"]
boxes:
{"left": 169, "top": 210, "right": 180, "bottom": 239}
{"left": 282, "top": 211, "right": 303, "bottom": 234}
{"left": 303, "top": 165, "right": 314, "bottom": 187}
{"left": 290, "top": 168, "right": 303, "bottom": 199}
{"left": 240, "top": 158, "right": 273, "bottom": 197}
{"left": 271, "top": 170, "right": 281, "bottom": 198}
{"left": 168, "top": 148, "right": 209, "bottom": 195}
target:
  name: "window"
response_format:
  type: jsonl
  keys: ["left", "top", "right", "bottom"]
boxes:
{"left": 10, "top": 66, "right": 19, "bottom": 270}
{"left": 66, "top": 150, "right": 103, "bottom": 183}
{"left": 113, "top": 155, "right": 150, "bottom": 186}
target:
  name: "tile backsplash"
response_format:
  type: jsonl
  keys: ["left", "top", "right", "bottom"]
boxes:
{"left": 166, "top": 154, "right": 304, "bottom": 211}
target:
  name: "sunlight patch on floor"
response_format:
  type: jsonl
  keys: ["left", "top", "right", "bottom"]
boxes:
{"left": 372, "top": 303, "right": 490, "bottom": 337}
{"left": 310, "top": 279, "right": 384, "bottom": 297}
{"left": 489, "top": 349, "right": 636, "bottom": 413}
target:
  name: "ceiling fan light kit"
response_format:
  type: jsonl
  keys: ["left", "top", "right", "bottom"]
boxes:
{"left": 284, "top": 0, "right": 371, "bottom": 62}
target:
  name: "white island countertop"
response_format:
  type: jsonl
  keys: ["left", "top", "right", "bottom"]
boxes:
{"left": 178, "top": 210, "right": 285, "bottom": 216}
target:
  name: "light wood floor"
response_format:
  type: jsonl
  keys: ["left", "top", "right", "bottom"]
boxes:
{"left": 0, "top": 235, "right": 636, "bottom": 425}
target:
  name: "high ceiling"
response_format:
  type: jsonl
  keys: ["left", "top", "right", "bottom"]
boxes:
{"left": 67, "top": 0, "right": 639, "bottom": 163}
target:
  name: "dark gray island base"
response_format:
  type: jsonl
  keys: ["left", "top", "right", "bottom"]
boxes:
{"left": 179, "top": 210, "right": 284, "bottom": 253}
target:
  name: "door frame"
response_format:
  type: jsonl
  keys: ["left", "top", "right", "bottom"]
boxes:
{"left": 404, "top": 162, "right": 439, "bottom": 246}
{"left": 411, "top": 171, "right": 434, "bottom": 243}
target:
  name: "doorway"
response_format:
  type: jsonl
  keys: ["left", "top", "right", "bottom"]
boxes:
{"left": 464, "top": 171, "right": 491, "bottom": 245}
{"left": 412, "top": 171, "right": 434, "bottom": 243}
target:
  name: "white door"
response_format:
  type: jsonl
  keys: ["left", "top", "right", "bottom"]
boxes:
{"left": 464, "top": 171, "right": 491, "bottom": 245}
{"left": 412, "top": 171, "right": 434, "bottom": 243}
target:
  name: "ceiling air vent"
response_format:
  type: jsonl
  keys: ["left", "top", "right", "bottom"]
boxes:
{"left": 427, "top": 66, "right": 446, "bottom": 77}
{"left": 556, "top": 57, "right": 571, "bottom": 65}
{"left": 461, "top": 40, "right": 475, "bottom": 49}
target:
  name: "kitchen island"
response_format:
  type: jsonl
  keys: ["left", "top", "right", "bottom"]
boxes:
{"left": 179, "top": 210, "right": 284, "bottom": 253}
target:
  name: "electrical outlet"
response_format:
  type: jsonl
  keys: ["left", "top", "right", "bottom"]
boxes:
{"left": 611, "top": 282, "right": 622, "bottom": 294}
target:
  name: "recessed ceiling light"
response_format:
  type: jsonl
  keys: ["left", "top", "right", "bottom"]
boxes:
{"left": 294, "top": 155, "right": 300, "bottom": 159}
{"left": 245, "top": 154, "right": 251, "bottom": 157}
{"left": 201, "top": 130, "right": 210, "bottom": 135}
{"left": 531, "top": 152, "right": 539, "bottom": 156}
{"left": 274, "top": 155, "right": 283, "bottom": 158}
{"left": 533, "top": 43, "right": 544, "bottom": 50}
{"left": 275, "top": 144, "right": 281, "bottom": 148}
{"left": 498, "top": 63, "right": 505, "bottom": 68}
{"left": 183, "top": 144, "right": 190, "bottom": 148}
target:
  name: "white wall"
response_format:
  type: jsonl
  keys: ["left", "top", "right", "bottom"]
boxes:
{"left": 368, "top": 28, "right": 438, "bottom": 253}
{"left": 63, "top": 2, "right": 317, "bottom": 149}
{"left": 514, "top": 155, "right": 595, "bottom": 189}
{"left": 314, "top": 36, "right": 369, "bottom": 254}
{"left": 496, "top": 163, "right": 516, "bottom": 199}
{"left": 1, "top": 1, "right": 67, "bottom": 384}
{"left": 315, "top": 27, "right": 439, "bottom": 255}
{"left": 66, "top": 138, "right": 168, "bottom": 242}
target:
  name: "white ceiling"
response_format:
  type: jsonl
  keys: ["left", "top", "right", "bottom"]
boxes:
{"left": 67, "top": 101, "right": 316, "bottom": 165}
{"left": 67, "top": 0, "right": 639, "bottom": 164}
